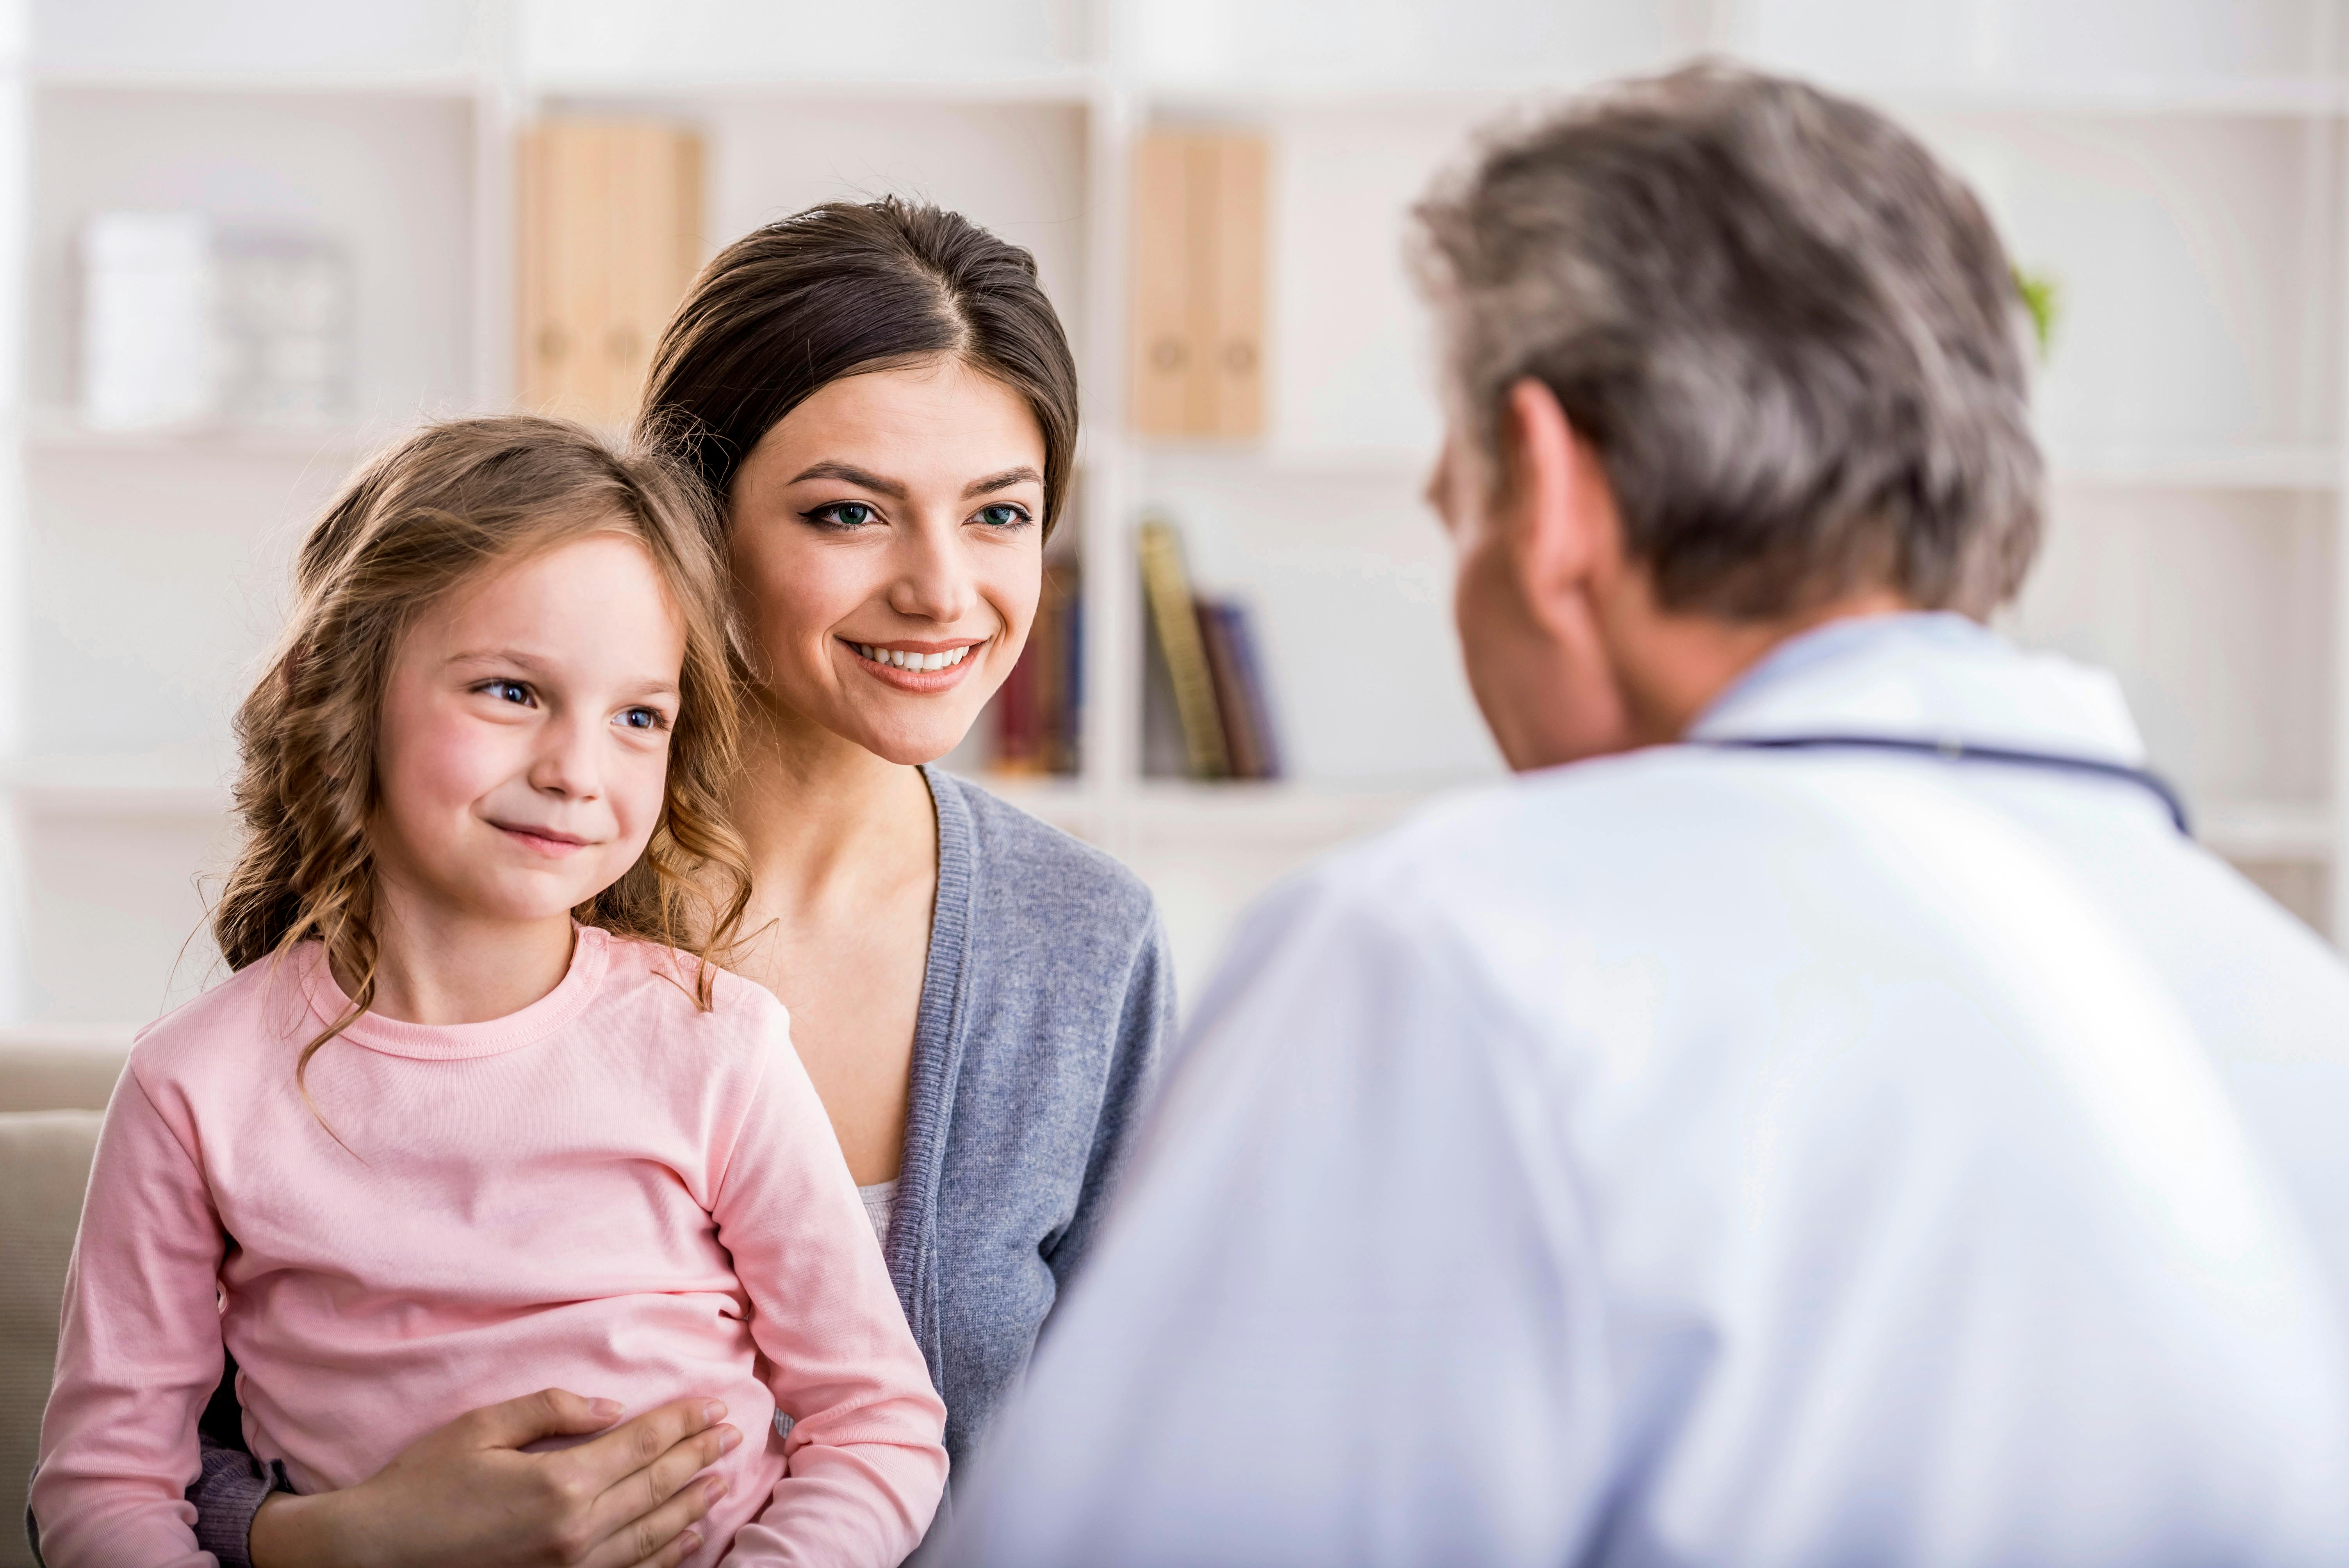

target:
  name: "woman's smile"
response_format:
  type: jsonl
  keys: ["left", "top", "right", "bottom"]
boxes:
{"left": 842, "top": 636, "right": 988, "bottom": 692}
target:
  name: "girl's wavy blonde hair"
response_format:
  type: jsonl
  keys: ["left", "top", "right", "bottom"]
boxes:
{"left": 214, "top": 415, "right": 752, "bottom": 1092}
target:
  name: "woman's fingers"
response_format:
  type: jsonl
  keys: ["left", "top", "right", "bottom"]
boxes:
{"left": 590, "top": 1472, "right": 729, "bottom": 1568}
{"left": 458, "top": 1386, "right": 627, "bottom": 1450}
{"left": 582, "top": 1415, "right": 740, "bottom": 1543}
{"left": 564, "top": 1397, "right": 727, "bottom": 1493}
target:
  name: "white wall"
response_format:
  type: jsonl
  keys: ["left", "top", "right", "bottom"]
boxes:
{"left": 1729, "top": 0, "right": 2340, "bottom": 87}
{"left": 34, "top": 0, "right": 484, "bottom": 79}
{"left": 699, "top": 100, "right": 1090, "bottom": 365}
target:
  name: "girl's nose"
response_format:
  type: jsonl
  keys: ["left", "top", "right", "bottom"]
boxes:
{"left": 529, "top": 711, "right": 602, "bottom": 799}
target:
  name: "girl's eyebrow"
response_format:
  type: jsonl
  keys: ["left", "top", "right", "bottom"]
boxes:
{"left": 963, "top": 466, "right": 1043, "bottom": 498}
{"left": 446, "top": 649, "right": 679, "bottom": 700}
{"left": 788, "top": 461, "right": 908, "bottom": 499}
{"left": 447, "top": 647, "right": 555, "bottom": 674}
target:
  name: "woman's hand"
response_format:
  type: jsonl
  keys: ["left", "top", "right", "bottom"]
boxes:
{"left": 246, "top": 1388, "right": 740, "bottom": 1568}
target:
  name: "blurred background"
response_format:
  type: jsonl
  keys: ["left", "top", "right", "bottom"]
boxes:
{"left": 0, "top": 0, "right": 2338, "bottom": 1027}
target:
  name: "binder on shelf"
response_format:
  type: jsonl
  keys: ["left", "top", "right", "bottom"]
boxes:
{"left": 1130, "top": 130, "right": 1267, "bottom": 440}
{"left": 518, "top": 119, "right": 705, "bottom": 428}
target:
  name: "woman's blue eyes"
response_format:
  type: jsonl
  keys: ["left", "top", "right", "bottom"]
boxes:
{"left": 808, "top": 501, "right": 877, "bottom": 529}
{"left": 975, "top": 504, "right": 1029, "bottom": 529}
{"left": 618, "top": 707, "right": 666, "bottom": 731}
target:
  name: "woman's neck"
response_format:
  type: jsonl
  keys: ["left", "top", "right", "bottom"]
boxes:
{"left": 343, "top": 886, "right": 577, "bottom": 1027}
{"left": 731, "top": 702, "right": 939, "bottom": 921}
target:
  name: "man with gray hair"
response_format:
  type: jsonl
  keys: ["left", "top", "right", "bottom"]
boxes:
{"left": 943, "top": 67, "right": 2349, "bottom": 1565}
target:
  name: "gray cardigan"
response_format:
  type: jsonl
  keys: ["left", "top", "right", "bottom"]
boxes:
{"left": 91, "top": 766, "right": 1172, "bottom": 1564}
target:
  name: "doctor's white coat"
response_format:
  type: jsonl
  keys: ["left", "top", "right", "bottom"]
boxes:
{"left": 943, "top": 615, "right": 2349, "bottom": 1567}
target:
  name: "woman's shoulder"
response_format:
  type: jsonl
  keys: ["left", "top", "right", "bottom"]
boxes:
{"left": 930, "top": 769, "right": 1158, "bottom": 937}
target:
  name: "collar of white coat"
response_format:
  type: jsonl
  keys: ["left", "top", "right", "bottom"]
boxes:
{"left": 1685, "top": 610, "right": 2149, "bottom": 765}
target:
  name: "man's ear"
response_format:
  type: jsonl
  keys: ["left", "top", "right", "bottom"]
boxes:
{"left": 1499, "top": 377, "right": 1616, "bottom": 641}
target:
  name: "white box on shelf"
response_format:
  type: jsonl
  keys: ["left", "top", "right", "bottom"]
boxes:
{"left": 78, "top": 216, "right": 358, "bottom": 435}
{"left": 215, "top": 232, "right": 356, "bottom": 429}
{"left": 79, "top": 212, "right": 216, "bottom": 431}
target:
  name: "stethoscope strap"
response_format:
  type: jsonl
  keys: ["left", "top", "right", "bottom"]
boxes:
{"left": 1693, "top": 734, "right": 2193, "bottom": 837}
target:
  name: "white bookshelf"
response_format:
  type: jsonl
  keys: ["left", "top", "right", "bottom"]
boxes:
{"left": 3, "top": 0, "right": 2345, "bottom": 1016}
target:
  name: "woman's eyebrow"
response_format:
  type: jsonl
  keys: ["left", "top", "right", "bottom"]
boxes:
{"left": 963, "top": 466, "right": 1043, "bottom": 498}
{"left": 788, "top": 461, "right": 909, "bottom": 499}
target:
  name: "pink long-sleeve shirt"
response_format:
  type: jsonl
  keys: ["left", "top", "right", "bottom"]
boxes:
{"left": 33, "top": 926, "right": 948, "bottom": 1568}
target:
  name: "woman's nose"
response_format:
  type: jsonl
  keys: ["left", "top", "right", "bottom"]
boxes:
{"left": 888, "top": 518, "right": 979, "bottom": 624}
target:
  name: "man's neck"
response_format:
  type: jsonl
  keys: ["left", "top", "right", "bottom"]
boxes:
{"left": 1607, "top": 586, "right": 1920, "bottom": 748}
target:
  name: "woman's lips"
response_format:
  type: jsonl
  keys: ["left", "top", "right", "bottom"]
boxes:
{"left": 843, "top": 637, "right": 987, "bottom": 693}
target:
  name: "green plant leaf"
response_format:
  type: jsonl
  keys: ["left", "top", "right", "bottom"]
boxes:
{"left": 2014, "top": 265, "right": 2060, "bottom": 361}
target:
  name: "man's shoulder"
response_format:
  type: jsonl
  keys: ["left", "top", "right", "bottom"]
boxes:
{"left": 1307, "top": 749, "right": 1804, "bottom": 903}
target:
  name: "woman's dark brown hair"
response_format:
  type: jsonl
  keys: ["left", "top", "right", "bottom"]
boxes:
{"left": 636, "top": 196, "right": 1080, "bottom": 535}
{"left": 214, "top": 415, "right": 754, "bottom": 1099}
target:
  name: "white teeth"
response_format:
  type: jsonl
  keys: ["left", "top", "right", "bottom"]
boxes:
{"left": 854, "top": 642, "right": 974, "bottom": 672}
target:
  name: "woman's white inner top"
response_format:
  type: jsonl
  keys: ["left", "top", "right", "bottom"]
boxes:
{"left": 859, "top": 1178, "right": 898, "bottom": 1247}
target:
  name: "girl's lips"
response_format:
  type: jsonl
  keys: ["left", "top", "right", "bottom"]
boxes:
{"left": 842, "top": 637, "right": 986, "bottom": 693}
{"left": 494, "top": 822, "right": 592, "bottom": 857}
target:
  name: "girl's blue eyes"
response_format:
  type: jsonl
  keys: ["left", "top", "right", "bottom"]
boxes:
{"left": 802, "top": 500, "right": 1034, "bottom": 530}
{"left": 472, "top": 681, "right": 669, "bottom": 733}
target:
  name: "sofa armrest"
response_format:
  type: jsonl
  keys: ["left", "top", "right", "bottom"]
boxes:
{"left": 2, "top": 1109, "right": 103, "bottom": 1568}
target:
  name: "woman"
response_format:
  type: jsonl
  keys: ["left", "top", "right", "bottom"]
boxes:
{"left": 180, "top": 200, "right": 1172, "bottom": 1568}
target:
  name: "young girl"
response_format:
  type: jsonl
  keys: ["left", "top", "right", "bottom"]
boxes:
{"left": 30, "top": 417, "right": 949, "bottom": 1568}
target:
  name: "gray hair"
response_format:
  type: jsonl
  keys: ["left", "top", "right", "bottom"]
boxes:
{"left": 1413, "top": 64, "right": 2042, "bottom": 619}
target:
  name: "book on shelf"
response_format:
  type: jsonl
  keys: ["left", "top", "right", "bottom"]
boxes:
{"left": 1198, "top": 598, "right": 1283, "bottom": 781}
{"left": 1139, "top": 518, "right": 1284, "bottom": 782}
{"left": 992, "top": 556, "right": 1082, "bottom": 777}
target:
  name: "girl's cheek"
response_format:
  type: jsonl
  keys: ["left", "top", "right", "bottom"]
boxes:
{"left": 618, "top": 748, "right": 674, "bottom": 843}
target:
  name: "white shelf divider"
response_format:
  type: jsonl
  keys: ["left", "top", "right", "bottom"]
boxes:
{"left": 525, "top": 66, "right": 1104, "bottom": 105}
{"left": 29, "top": 68, "right": 488, "bottom": 97}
